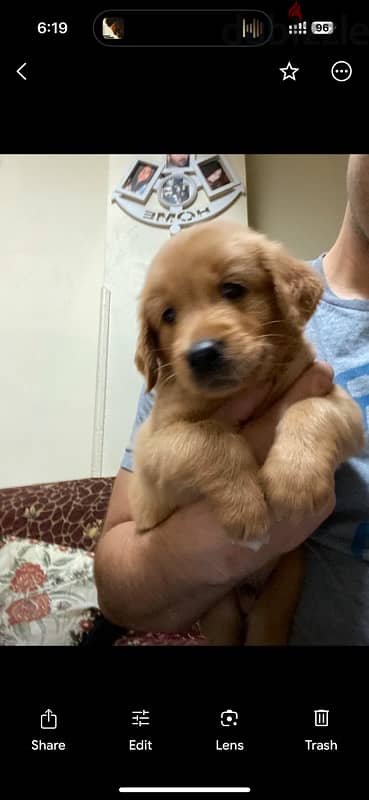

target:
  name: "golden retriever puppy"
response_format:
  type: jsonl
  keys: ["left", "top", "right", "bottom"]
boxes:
{"left": 129, "top": 220, "right": 365, "bottom": 645}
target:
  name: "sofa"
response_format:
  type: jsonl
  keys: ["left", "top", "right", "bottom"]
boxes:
{"left": 0, "top": 477, "right": 206, "bottom": 646}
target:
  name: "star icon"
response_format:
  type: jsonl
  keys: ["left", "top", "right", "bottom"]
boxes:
{"left": 279, "top": 61, "right": 299, "bottom": 81}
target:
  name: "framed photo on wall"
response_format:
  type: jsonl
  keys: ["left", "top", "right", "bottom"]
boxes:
{"left": 158, "top": 174, "right": 197, "bottom": 209}
{"left": 164, "top": 154, "right": 196, "bottom": 170}
{"left": 119, "top": 160, "right": 161, "bottom": 203}
{"left": 197, "top": 155, "right": 240, "bottom": 199}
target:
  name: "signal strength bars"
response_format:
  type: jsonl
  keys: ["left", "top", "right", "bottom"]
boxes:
{"left": 243, "top": 17, "right": 264, "bottom": 39}
{"left": 288, "top": 21, "right": 307, "bottom": 35}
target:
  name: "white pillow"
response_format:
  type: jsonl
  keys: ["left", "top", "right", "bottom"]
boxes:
{"left": 0, "top": 536, "right": 98, "bottom": 645}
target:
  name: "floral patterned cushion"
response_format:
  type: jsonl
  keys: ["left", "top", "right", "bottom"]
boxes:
{"left": 0, "top": 477, "right": 207, "bottom": 646}
{"left": 0, "top": 535, "right": 98, "bottom": 645}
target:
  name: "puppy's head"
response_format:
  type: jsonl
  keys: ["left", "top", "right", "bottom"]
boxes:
{"left": 135, "top": 221, "right": 323, "bottom": 397}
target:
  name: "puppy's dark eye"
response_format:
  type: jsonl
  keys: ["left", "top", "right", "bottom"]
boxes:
{"left": 162, "top": 307, "right": 176, "bottom": 324}
{"left": 221, "top": 283, "right": 247, "bottom": 300}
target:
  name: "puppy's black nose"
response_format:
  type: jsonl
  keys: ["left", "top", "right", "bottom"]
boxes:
{"left": 186, "top": 339, "right": 225, "bottom": 375}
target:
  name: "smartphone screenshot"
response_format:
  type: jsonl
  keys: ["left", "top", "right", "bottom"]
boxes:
{"left": 1, "top": 3, "right": 369, "bottom": 796}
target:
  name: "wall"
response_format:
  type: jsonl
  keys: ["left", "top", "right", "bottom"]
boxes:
{"left": 0, "top": 156, "right": 109, "bottom": 487}
{"left": 245, "top": 155, "right": 348, "bottom": 259}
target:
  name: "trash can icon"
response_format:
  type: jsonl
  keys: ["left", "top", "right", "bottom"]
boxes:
{"left": 314, "top": 709, "right": 329, "bottom": 727}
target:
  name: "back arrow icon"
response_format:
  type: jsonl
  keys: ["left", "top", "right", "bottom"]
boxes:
{"left": 16, "top": 62, "right": 27, "bottom": 80}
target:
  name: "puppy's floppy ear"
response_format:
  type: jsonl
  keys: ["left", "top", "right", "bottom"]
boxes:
{"left": 135, "top": 313, "right": 159, "bottom": 392}
{"left": 264, "top": 242, "right": 323, "bottom": 328}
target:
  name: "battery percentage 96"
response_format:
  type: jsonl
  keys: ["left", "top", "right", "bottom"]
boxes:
{"left": 311, "top": 21, "right": 335, "bottom": 35}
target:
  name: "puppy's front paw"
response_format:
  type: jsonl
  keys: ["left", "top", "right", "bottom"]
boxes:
{"left": 260, "top": 455, "right": 333, "bottom": 521}
{"left": 214, "top": 477, "right": 270, "bottom": 542}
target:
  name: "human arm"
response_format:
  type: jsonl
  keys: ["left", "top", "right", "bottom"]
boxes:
{"left": 94, "top": 362, "right": 335, "bottom": 632}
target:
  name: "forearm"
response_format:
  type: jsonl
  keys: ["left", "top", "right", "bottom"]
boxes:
{"left": 95, "top": 361, "right": 335, "bottom": 633}
{"left": 94, "top": 487, "right": 334, "bottom": 633}
{"left": 94, "top": 502, "right": 245, "bottom": 632}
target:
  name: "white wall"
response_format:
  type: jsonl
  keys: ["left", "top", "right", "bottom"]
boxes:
{"left": 0, "top": 156, "right": 109, "bottom": 487}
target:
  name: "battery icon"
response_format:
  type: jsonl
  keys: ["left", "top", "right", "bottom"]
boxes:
{"left": 311, "top": 21, "right": 335, "bottom": 34}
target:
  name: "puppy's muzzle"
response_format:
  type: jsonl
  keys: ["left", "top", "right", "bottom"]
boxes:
{"left": 186, "top": 339, "right": 225, "bottom": 379}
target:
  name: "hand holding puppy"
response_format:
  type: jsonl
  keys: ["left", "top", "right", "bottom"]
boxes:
{"left": 94, "top": 361, "right": 336, "bottom": 634}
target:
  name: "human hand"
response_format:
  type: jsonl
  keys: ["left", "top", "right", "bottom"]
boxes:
{"left": 96, "top": 362, "right": 336, "bottom": 632}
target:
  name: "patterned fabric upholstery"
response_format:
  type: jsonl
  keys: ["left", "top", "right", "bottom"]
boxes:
{"left": 0, "top": 477, "right": 205, "bottom": 646}
{"left": 0, "top": 478, "right": 114, "bottom": 551}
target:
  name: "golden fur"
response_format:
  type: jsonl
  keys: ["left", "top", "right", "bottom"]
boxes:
{"left": 129, "top": 220, "right": 365, "bottom": 645}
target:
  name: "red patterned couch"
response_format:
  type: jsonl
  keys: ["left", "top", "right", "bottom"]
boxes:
{"left": 0, "top": 477, "right": 206, "bottom": 646}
